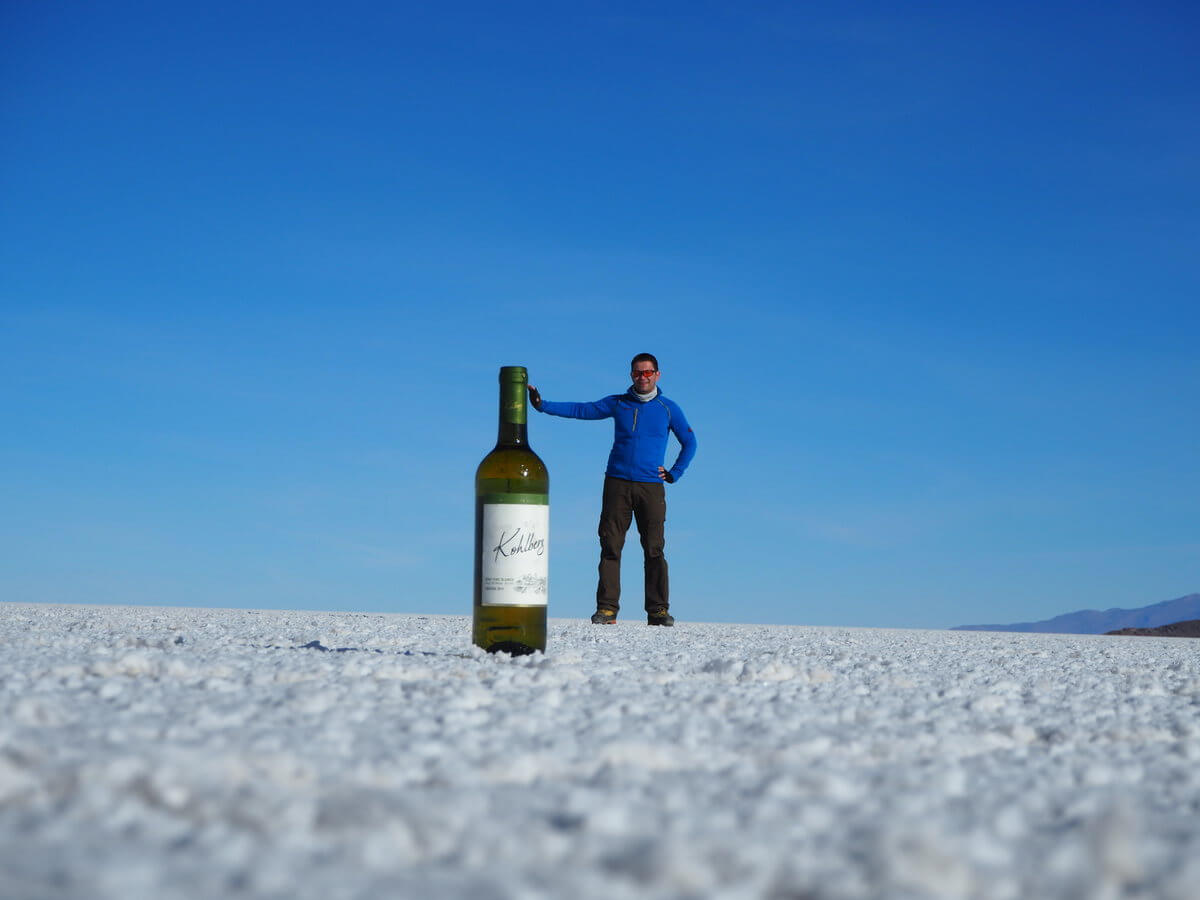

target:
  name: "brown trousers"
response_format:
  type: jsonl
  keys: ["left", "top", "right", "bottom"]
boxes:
{"left": 596, "top": 476, "right": 668, "bottom": 613}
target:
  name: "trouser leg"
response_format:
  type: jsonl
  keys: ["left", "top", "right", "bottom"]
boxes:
{"left": 632, "top": 480, "right": 668, "bottom": 613}
{"left": 596, "top": 476, "right": 633, "bottom": 612}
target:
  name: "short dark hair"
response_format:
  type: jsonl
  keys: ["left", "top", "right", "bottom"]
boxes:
{"left": 631, "top": 352, "right": 659, "bottom": 371}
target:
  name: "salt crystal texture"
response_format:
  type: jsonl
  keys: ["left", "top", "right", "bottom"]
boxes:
{"left": 1, "top": 602, "right": 1198, "bottom": 899}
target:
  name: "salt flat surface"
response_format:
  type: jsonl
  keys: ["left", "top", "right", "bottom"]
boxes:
{"left": 1, "top": 603, "right": 1199, "bottom": 900}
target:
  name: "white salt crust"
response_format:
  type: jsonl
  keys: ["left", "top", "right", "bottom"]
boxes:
{"left": 1, "top": 603, "right": 1198, "bottom": 899}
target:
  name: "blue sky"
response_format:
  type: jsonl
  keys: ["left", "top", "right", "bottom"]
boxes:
{"left": 3, "top": 1, "right": 1197, "bottom": 628}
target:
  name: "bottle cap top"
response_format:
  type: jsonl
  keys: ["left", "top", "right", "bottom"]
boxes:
{"left": 499, "top": 366, "right": 528, "bottom": 382}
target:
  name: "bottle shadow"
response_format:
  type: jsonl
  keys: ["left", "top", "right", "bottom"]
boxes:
{"left": 250, "top": 640, "right": 439, "bottom": 657}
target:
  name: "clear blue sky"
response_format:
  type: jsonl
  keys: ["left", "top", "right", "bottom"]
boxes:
{"left": 3, "top": 1, "right": 1197, "bottom": 628}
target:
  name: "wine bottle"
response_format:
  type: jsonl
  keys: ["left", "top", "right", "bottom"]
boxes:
{"left": 473, "top": 366, "right": 549, "bottom": 654}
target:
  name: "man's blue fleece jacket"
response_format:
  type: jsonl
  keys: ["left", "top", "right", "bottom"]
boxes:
{"left": 536, "top": 388, "right": 697, "bottom": 484}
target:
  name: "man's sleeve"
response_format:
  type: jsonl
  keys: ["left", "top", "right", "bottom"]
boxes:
{"left": 666, "top": 402, "right": 697, "bottom": 482}
{"left": 536, "top": 396, "right": 616, "bottom": 420}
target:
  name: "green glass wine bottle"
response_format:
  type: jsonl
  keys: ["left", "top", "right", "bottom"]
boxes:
{"left": 473, "top": 366, "right": 549, "bottom": 654}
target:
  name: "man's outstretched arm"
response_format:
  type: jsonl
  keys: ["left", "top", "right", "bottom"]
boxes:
{"left": 527, "top": 385, "right": 614, "bottom": 420}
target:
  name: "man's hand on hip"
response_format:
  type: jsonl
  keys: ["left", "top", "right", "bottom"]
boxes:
{"left": 658, "top": 466, "right": 674, "bottom": 483}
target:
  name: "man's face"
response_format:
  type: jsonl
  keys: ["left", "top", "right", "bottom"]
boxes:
{"left": 631, "top": 361, "right": 660, "bottom": 392}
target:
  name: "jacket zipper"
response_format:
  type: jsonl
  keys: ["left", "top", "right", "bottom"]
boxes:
{"left": 632, "top": 406, "right": 638, "bottom": 431}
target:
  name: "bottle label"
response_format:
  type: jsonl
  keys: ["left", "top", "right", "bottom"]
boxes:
{"left": 481, "top": 500, "right": 549, "bottom": 606}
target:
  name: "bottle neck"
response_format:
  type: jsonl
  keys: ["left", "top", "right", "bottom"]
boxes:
{"left": 496, "top": 376, "right": 529, "bottom": 447}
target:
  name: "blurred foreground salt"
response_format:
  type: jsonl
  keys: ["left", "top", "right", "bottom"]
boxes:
{"left": 1, "top": 603, "right": 1199, "bottom": 899}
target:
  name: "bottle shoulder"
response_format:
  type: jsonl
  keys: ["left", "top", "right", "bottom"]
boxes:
{"left": 476, "top": 446, "right": 549, "bottom": 483}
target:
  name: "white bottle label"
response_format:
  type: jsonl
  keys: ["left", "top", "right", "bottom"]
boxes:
{"left": 481, "top": 502, "right": 549, "bottom": 606}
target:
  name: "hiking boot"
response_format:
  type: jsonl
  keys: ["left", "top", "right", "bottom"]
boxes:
{"left": 591, "top": 609, "right": 617, "bottom": 625}
{"left": 647, "top": 609, "right": 675, "bottom": 627}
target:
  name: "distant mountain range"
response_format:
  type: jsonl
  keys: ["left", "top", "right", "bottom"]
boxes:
{"left": 1106, "top": 620, "right": 1200, "bottom": 638}
{"left": 954, "top": 593, "right": 1200, "bottom": 635}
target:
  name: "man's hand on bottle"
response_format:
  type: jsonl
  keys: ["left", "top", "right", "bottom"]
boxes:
{"left": 527, "top": 385, "right": 542, "bottom": 410}
{"left": 658, "top": 466, "right": 674, "bottom": 483}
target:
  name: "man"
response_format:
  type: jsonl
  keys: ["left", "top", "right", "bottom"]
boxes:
{"left": 527, "top": 353, "right": 697, "bottom": 626}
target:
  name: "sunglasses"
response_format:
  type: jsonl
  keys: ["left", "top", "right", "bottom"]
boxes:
{"left": 632, "top": 370, "right": 658, "bottom": 378}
